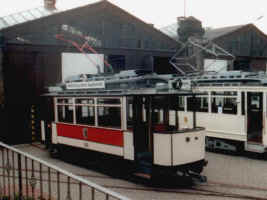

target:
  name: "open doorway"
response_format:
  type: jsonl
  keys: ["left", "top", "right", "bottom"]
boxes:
{"left": 247, "top": 92, "right": 263, "bottom": 143}
{"left": 132, "top": 96, "right": 150, "bottom": 156}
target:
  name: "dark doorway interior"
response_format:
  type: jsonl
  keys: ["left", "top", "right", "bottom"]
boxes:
{"left": 108, "top": 55, "right": 125, "bottom": 73}
{"left": 234, "top": 59, "right": 250, "bottom": 71}
{"left": 2, "top": 52, "right": 38, "bottom": 144}
{"left": 247, "top": 92, "right": 263, "bottom": 143}
{"left": 153, "top": 56, "right": 177, "bottom": 74}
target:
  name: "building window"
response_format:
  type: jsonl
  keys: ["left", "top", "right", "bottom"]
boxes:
{"left": 233, "top": 40, "right": 240, "bottom": 53}
{"left": 137, "top": 39, "right": 143, "bottom": 48}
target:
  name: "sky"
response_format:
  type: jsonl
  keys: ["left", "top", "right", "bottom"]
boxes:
{"left": 0, "top": 0, "right": 266, "bottom": 33}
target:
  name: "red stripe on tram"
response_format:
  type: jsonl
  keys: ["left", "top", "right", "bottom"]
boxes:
{"left": 56, "top": 123, "right": 124, "bottom": 147}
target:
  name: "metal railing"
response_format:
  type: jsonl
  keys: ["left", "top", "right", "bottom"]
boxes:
{"left": 0, "top": 142, "right": 131, "bottom": 200}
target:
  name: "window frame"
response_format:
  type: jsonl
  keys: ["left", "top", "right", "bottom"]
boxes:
{"left": 54, "top": 96, "right": 124, "bottom": 130}
{"left": 210, "top": 91, "right": 238, "bottom": 115}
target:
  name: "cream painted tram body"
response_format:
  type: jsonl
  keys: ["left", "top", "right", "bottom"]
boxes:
{"left": 171, "top": 73, "right": 267, "bottom": 154}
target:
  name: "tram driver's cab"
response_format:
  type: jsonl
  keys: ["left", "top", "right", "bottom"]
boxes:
{"left": 128, "top": 94, "right": 206, "bottom": 176}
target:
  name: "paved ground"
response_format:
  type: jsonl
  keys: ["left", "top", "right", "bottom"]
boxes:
{"left": 10, "top": 144, "right": 267, "bottom": 199}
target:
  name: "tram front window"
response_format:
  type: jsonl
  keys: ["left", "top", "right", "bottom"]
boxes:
{"left": 150, "top": 96, "right": 180, "bottom": 132}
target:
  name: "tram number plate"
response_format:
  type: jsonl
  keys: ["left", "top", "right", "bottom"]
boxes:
{"left": 84, "top": 142, "right": 89, "bottom": 148}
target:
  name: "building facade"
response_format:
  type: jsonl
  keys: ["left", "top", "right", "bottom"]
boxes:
{"left": 161, "top": 18, "right": 267, "bottom": 72}
{"left": 0, "top": 0, "right": 179, "bottom": 144}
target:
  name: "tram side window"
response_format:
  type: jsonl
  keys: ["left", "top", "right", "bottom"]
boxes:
{"left": 187, "top": 97, "right": 208, "bottom": 112}
{"left": 211, "top": 97, "right": 237, "bottom": 114}
{"left": 242, "top": 92, "right": 245, "bottom": 115}
{"left": 178, "top": 96, "right": 185, "bottom": 111}
{"left": 97, "top": 107, "right": 121, "bottom": 129}
{"left": 223, "top": 98, "right": 237, "bottom": 114}
{"left": 97, "top": 98, "right": 121, "bottom": 105}
{"left": 57, "top": 99, "right": 74, "bottom": 123}
{"left": 75, "top": 99, "right": 95, "bottom": 126}
{"left": 126, "top": 97, "right": 133, "bottom": 129}
{"left": 97, "top": 98, "right": 121, "bottom": 129}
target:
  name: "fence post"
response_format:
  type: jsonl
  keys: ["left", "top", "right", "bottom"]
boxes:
{"left": 17, "top": 154, "right": 23, "bottom": 199}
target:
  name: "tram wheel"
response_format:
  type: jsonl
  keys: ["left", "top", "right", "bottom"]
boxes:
{"left": 235, "top": 142, "right": 244, "bottom": 156}
{"left": 263, "top": 152, "right": 267, "bottom": 160}
{"left": 49, "top": 144, "right": 60, "bottom": 158}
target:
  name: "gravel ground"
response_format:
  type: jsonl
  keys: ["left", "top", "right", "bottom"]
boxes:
{"left": 12, "top": 143, "right": 267, "bottom": 200}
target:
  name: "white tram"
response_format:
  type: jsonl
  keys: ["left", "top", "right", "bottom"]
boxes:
{"left": 40, "top": 70, "right": 207, "bottom": 180}
{"left": 171, "top": 71, "right": 267, "bottom": 155}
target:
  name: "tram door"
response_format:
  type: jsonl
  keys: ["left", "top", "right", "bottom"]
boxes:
{"left": 247, "top": 92, "right": 263, "bottom": 143}
{"left": 40, "top": 97, "right": 54, "bottom": 147}
{"left": 132, "top": 96, "right": 152, "bottom": 163}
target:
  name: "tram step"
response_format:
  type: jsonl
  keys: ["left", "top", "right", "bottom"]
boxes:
{"left": 246, "top": 143, "right": 265, "bottom": 153}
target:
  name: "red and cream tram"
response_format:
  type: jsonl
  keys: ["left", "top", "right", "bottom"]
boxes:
{"left": 40, "top": 72, "right": 207, "bottom": 180}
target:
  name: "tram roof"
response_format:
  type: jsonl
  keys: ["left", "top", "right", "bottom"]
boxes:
{"left": 43, "top": 88, "right": 204, "bottom": 97}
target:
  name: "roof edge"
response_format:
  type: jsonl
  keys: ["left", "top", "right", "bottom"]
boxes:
{"left": 211, "top": 23, "right": 267, "bottom": 41}
{"left": 103, "top": 0, "right": 179, "bottom": 45}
